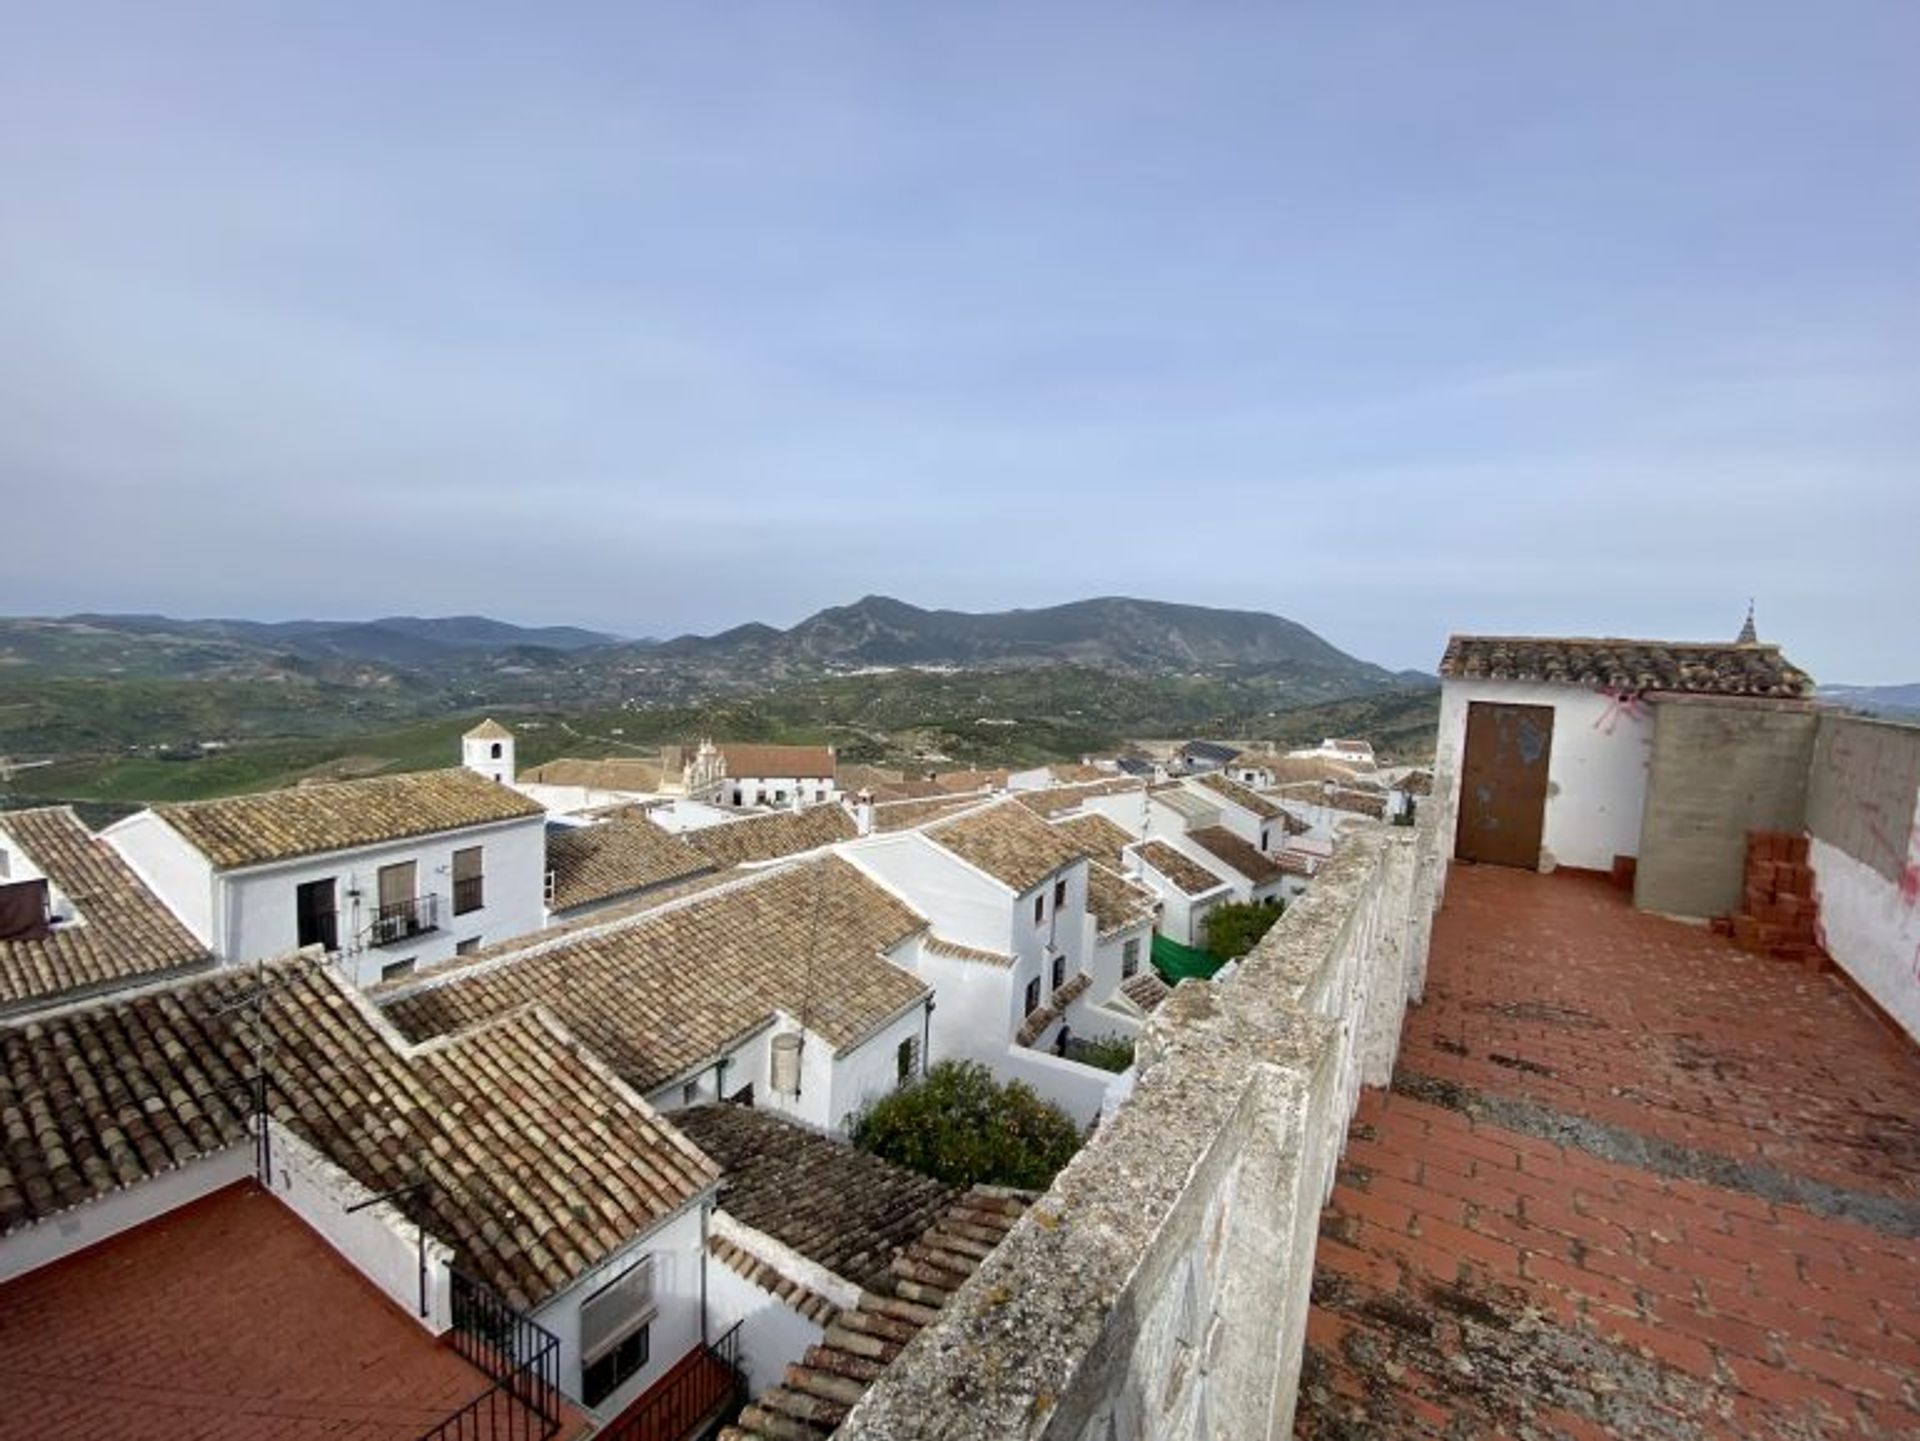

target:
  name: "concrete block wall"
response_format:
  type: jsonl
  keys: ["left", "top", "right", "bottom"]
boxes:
{"left": 834, "top": 820, "right": 1435, "bottom": 1441}
{"left": 1633, "top": 696, "right": 1819, "bottom": 919}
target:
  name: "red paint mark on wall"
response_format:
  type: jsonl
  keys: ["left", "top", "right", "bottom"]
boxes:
{"left": 1591, "top": 689, "right": 1647, "bottom": 737}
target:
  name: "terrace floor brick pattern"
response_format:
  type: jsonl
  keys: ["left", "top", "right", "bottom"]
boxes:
{"left": 0, "top": 1182, "right": 587, "bottom": 1441}
{"left": 1296, "top": 864, "right": 1920, "bottom": 1441}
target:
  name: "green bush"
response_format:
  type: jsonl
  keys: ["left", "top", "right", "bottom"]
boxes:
{"left": 1203, "top": 899, "right": 1285, "bottom": 961}
{"left": 1068, "top": 1033, "right": 1137, "bottom": 1074}
{"left": 850, "top": 1060, "right": 1084, "bottom": 1189}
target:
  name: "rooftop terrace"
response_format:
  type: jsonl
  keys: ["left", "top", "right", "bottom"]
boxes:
{"left": 1299, "top": 864, "right": 1920, "bottom": 1440}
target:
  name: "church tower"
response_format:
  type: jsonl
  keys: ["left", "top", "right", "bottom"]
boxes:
{"left": 461, "top": 719, "right": 516, "bottom": 785}
{"left": 1736, "top": 601, "right": 1758, "bottom": 646}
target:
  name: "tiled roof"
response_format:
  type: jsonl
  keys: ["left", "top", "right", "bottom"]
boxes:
{"left": 1051, "top": 812, "right": 1136, "bottom": 872}
{"left": 921, "top": 934, "right": 1017, "bottom": 968}
{"left": 925, "top": 800, "right": 1085, "bottom": 894}
{"left": 1438, "top": 635, "right": 1814, "bottom": 697}
{"left": 1118, "top": 972, "right": 1172, "bottom": 1014}
{"left": 870, "top": 794, "right": 995, "bottom": 833}
{"left": 1047, "top": 763, "right": 1107, "bottom": 785}
{"left": 1085, "top": 863, "right": 1157, "bottom": 940}
{"left": 1397, "top": 769, "right": 1434, "bottom": 797}
{"left": 1231, "top": 752, "right": 1368, "bottom": 788}
{"left": 1194, "top": 771, "right": 1285, "bottom": 821}
{"left": 544, "top": 818, "right": 712, "bottom": 912}
{"left": 1147, "top": 787, "right": 1220, "bottom": 825}
{"left": 708, "top": 1235, "right": 841, "bottom": 1326}
{"left": 463, "top": 718, "right": 514, "bottom": 741}
{"left": 682, "top": 806, "right": 857, "bottom": 867}
{"left": 1014, "top": 777, "right": 1146, "bottom": 821}
{"left": 932, "top": 769, "right": 1009, "bottom": 794}
{"left": 1185, "top": 826, "right": 1288, "bottom": 887}
{"left": 721, "top": 1186, "right": 1033, "bottom": 1441}
{"left": 1328, "top": 786, "right": 1390, "bottom": 820}
{"left": 0, "top": 960, "right": 719, "bottom": 1308}
{"left": 1, "top": 808, "right": 211, "bottom": 1013}
{"left": 520, "top": 756, "right": 667, "bottom": 792}
{"left": 1270, "top": 848, "right": 1318, "bottom": 876}
{"left": 382, "top": 858, "right": 928, "bottom": 1089}
{"left": 1134, "top": 839, "right": 1231, "bottom": 897}
{"left": 719, "top": 744, "right": 836, "bottom": 779}
{"left": 674, "top": 1104, "right": 959, "bottom": 1295}
{"left": 152, "top": 769, "right": 544, "bottom": 870}
{"left": 1014, "top": 972, "right": 1093, "bottom": 1047}
{"left": 1181, "top": 741, "right": 1241, "bottom": 764}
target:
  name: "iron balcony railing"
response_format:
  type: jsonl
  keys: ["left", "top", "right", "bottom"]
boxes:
{"left": 452, "top": 874, "right": 485, "bottom": 916}
{"left": 370, "top": 893, "right": 439, "bottom": 948}
{"left": 420, "top": 1269, "right": 563, "bottom": 1441}
{"left": 595, "top": 1321, "right": 747, "bottom": 1441}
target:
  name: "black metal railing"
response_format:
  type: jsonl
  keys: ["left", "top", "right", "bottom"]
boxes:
{"left": 595, "top": 1322, "right": 747, "bottom": 1441}
{"left": 452, "top": 874, "right": 485, "bottom": 916}
{"left": 421, "top": 1270, "right": 563, "bottom": 1441}
{"left": 370, "top": 893, "right": 439, "bottom": 948}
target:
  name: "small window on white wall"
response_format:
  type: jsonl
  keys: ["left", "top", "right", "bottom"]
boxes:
{"left": 1122, "top": 937, "right": 1141, "bottom": 978}
{"left": 580, "top": 1254, "right": 656, "bottom": 1406}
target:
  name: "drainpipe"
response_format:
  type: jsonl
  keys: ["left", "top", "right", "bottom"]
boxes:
{"left": 699, "top": 1200, "right": 711, "bottom": 1346}
{"left": 920, "top": 997, "right": 934, "bottom": 1076}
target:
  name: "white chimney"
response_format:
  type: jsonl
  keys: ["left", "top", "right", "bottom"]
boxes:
{"left": 855, "top": 788, "right": 875, "bottom": 837}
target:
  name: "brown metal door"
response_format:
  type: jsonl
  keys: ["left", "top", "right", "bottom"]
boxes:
{"left": 1454, "top": 702, "right": 1554, "bottom": 868}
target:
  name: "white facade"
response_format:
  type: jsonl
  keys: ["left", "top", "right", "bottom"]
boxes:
{"left": 1433, "top": 678, "right": 1655, "bottom": 873}
{"left": 462, "top": 726, "right": 516, "bottom": 786}
{"left": 107, "top": 812, "right": 550, "bottom": 987}
{"left": 1127, "top": 847, "right": 1231, "bottom": 949}
{"left": 704, "top": 1249, "right": 831, "bottom": 1397}
{"left": 1809, "top": 832, "right": 1920, "bottom": 1041}
{"left": 1181, "top": 780, "right": 1282, "bottom": 854}
{"left": 716, "top": 774, "right": 839, "bottom": 811}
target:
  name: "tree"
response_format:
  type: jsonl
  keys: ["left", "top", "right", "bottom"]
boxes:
{"left": 1203, "top": 899, "right": 1285, "bottom": 961}
{"left": 850, "top": 1060, "right": 1084, "bottom": 1189}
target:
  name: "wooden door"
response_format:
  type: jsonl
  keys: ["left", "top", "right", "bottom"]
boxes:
{"left": 1454, "top": 702, "right": 1554, "bottom": 868}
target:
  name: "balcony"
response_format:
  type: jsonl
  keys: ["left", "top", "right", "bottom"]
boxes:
{"left": 369, "top": 893, "right": 439, "bottom": 949}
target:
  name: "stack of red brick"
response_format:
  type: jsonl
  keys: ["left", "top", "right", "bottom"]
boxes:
{"left": 1710, "top": 830, "right": 1829, "bottom": 971}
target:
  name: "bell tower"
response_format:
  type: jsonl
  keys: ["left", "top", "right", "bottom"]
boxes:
{"left": 461, "top": 719, "right": 515, "bottom": 785}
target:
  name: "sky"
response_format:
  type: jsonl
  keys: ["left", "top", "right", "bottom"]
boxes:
{"left": 2, "top": 3, "right": 1916, "bottom": 681}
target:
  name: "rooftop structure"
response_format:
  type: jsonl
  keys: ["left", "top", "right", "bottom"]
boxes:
{"left": 1049, "top": 812, "right": 1135, "bottom": 872}
{"left": 544, "top": 816, "right": 712, "bottom": 913}
{"left": 1438, "top": 634, "right": 1813, "bottom": 697}
{"left": 0, "top": 806, "right": 210, "bottom": 1015}
{"left": 1083, "top": 862, "right": 1158, "bottom": 940}
{"left": 1184, "top": 825, "right": 1292, "bottom": 887}
{"left": 1192, "top": 769, "right": 1286, "bottom": 822}
{"left": 716, "top": 743, "right": 836, "bottom": 780}
{"left": 1013, "top": 776, "right": 1145, "bottom": 820}
{"left": 869, "top": 793, "right": 994, "bottom": 833}
{"left": 682, "top": 805, "right": 858, "bottom": 867}
{"left": 520, "top": 756, "right": 668, "bottom": 793}
{"left": 923, "top": 799, "right": 1087, "bottom": 894}
{"left": 1131, "top": 838, "right": 1230, "bottom": 897}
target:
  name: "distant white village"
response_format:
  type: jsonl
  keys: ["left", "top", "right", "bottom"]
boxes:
{"left": 0, "top": 713, "right": 1422, "bottom": 1435}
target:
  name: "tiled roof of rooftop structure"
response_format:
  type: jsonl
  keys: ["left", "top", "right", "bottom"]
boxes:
{"left": 1146, "top": 786, "right": 1221, "bottom": 825}
{"left": 933, "top": 768, "right": 1009, "bottom": 794}
{"left": 544, "top": 818, "right": 712, "bottom": 912}
{"left": 1232, "top": 752, "right": 1369, "bottom": 788}
{"left": 718, "top": 743, "right": 836, "bottom": 778}
{"left": 151, "top": 769, "right": 545, "bottom": 870}
{"left": 1051, "top": 812, "right": 1136, "bottom": 872}
{"left": 381, "top": 858, "right": 928, "bottom": 1089}
{"left": 0, "top": 960, "right": 719, "bottom": 1308}
{"left": 1117, "top": 971, "right": 1172, "bottom": 1014}
{"left": 1085, "top": 863, "right": 1157, "bottom": 940}
{"left": 0, "top": 1182, "right": 589, "bottom": 1441}
{"left": 1133, "top": 839, "right": 1231, "bottom": 897}
{"left": 1014, "top": 777, "right": 1146, "bottom": 821}
{"left": 921, "top": 934, "right": 1017, "bottom": 968}
{"left": 0, "top": 807, "right": 211, "bottom": 1014}
{"left": 681, "top": 805, "right": 858, "bottom": 867}
{"left": 721, "top": 1186, "right": 1033, "bottom": 1441}
{"left": 1438, "top": 634, "right": 1814, "bottom": 696}
{"left": 708, "top": 1235, "right": 841, "bottom": 1327}
{"left": 1328, "top": 786, "right": 1389, "bottom": 819}
{"left": 924, "top": 799, "right": 1086, "bottom": 894}
{"left": 519, "top": 756, "right": 667, "bottom": 792}
{"left": 1193, "top": 771, "right": 1285, "bottom": 821}
{"left": 673, "top": 1104, "right": 960, "bottom": 1295}
{"left": 462, "top": 717, "right": 514, "bottom": 741}
{"left": 1185, "top": 826, "right": 1289, "bottom": 886}
{"left": 1397, "top": 769, "right": 1434, "bottom": 797}
{"left": 1013, "top": 972, "right": 1092, "bottom": 1047}
{"left": 1047, "top": 763, "right": 1107, "bottom": 784}
{"left": 870, "top": 793, "right": 994, "bottom": 833}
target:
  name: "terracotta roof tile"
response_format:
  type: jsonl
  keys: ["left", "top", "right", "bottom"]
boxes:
{"left": 870, "top": 794, "right": 995, "bottom": 833}
{"left": 707, "top": 1235, "right": 841, "bottom": 1326}
{"left": 1085, "top": 863, "right": 1157, "bottom": 940}
{"left": 463, "top": 718, "right": 514, "bottom": 741}
{"left": 1193, "top": 772, "right": 1284, "bottom": 821}
{"left": 154, "top": 769, "right": 544, "bottom": 870}
{"left": 1049, "top": 813, "right": 1136, "bottom": 872}
{"left": 1438, "top": 634, "right": 1813, "bottom": 696}
{"left": 676, "top": 1104, "right": 959, "bottom": 1295}
{"left": 520, "top": 756, "right": 667, "bottom": 792}
{"left": 1013, "top": 778, "right": 1146, "bottom": 821}
{"left": 925, "top": 800, "right": 1085, "bottom": 894}
{"left": 1, "top": 808, "right": 211, "bottom": 1013}
{"left": 1013, "top": 973, "right": 1093, "bottom": 1047}
{"left": 921, "top": 934, "right": 1016, "bottom": 968}
{"left": 382, "top": 858, "right": 928, "bottom": 1090}
{"left": 718, "top": 744, "right": 836, "bottom": 779}
{"left": 682, "top": 806, "right": 857, "bottom": 868}
{"left": 1118, "top": 972, "right": 1173, "bottom": 1014}
{"left": 0, "top": 960, "right": 718, "bottom": 1308}
{"left": 1133, "top": 840, "right": 1231, "bottom": 898}
{"left": 545, "top": 818, "right": 712, "bottom": 912}
{"left": 1185, "top": 827, "right": 1288, "bottom": 887}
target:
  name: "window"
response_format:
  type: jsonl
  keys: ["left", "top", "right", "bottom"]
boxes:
{"left": 1051, "top": 953, "right": 1066, "bottom": 990}
{"left": 456, "top": 937, "right": 481, "bottom": 955}
{"left": 489, "top": 741, "right": 502, "bottom": 760}
{"left": 1122, "top": 937, "right": 1141, "bottom": 978}
{"left": 896, "top": 1035, "right": 919, "bottom": 1082}
{"left": 295, "top": 878, "right": 338, "bottom": 951}
{"left": 1054, "top": 877, "right": 1067, "bottom": 908}
{"left": 1033, "top": 894, "right": 1045, "bottom": 924}
{"left": 682, "top": 1081, "right": 700, "bottom": 1106}
{"left": 1024, "top": 977, "right": 1041, "bottom": 1016}
{"left": 452, "top": 846, "right": 484, "bottom": 915}
{"left": 580, "top": 1255, "right": 656, "bottom": 1406}
{"left": 380, "top": 957, "right": 416, "bottom": 982}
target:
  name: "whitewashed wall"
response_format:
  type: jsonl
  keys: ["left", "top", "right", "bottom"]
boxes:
{"left": 704, "top": 1252, "right": 831, "bottom": 1396}
{"left": 829, "top": 1002, "right": 932, "bottom": 1133}
{"left": 1434, "top": 678, "right": 1654, "bottom": 873}
{"left": 909, "top": 946, "right": 1019, "bottom": 1068}
{"left": 1810, "top": 835, "right": 1920, "bottom": 1040}
{"left": 104, "top": 810, "right": 218, "bottom": 946}
{"left": 841, "top": 835, "right": 1011, "bottom": 953}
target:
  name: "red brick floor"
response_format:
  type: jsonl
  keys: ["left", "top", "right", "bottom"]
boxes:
{"left": 0, "top": 1182, "right": 577, "bottom": 1440}
{"left": 1296, "top": 864, "right": 1920, "bottom": 1441}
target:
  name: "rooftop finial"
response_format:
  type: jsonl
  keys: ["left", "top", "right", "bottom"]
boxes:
{"left": 1736, "top": 600, "right": 1757, "bottom": 646}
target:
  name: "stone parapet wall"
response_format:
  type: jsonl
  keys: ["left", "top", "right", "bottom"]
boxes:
{"left": 837, "top": 816, "right": 1437, "bottom": 1441}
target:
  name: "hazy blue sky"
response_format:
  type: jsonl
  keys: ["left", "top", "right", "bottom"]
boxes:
{"left": 3, "top": 3, "right": 1915, "bottom": 679}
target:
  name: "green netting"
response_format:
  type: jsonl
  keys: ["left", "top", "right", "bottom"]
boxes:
{"left": 1151, "top": 932, "right": 1226, "bottom": 982}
